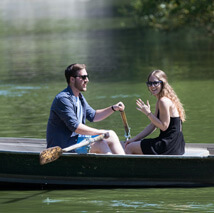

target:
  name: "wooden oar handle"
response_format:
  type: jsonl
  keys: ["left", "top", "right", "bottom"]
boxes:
{"left": 120, "top": 111, "right": 128, "bottom": 125}
{"left": 119, "top": 104, "right": 129, "bottom": 130}
{"left": 91, "top": 132, "right": 109, "bottom": 141}
{"left": 63, "top": 133, "right": 109, "bottom": 152}
{"left": 119, "top": 109, "right": 131, "bottom": 141}
{"left": 120, "top": 111, "right": 130, "bottom": 133}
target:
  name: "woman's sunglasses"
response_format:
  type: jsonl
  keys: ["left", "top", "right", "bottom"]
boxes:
{"left": 146, "top": 80, "right": 162, "bottom": 87}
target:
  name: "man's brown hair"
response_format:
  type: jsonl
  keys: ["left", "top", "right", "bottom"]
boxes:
{"left": 65, "top": 63, "right": 86, "bottom": 84}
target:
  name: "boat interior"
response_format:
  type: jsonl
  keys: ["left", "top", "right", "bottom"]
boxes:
{"left": 0, "top": 137, "right": 213, "bottom": 156}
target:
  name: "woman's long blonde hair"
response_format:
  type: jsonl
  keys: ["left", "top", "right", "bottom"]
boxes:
{"left": 148, "top": 70, "right": 186, "bottom": 122}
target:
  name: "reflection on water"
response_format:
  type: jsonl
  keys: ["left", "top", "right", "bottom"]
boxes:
{"left": 0, "top": 85, "right": 41, "bottom": 96}
{"left": 1, "top": 0, "right": 212, "bottom": 84}
{"left": 0, "top": 0, "right": 123, "bottom": 84}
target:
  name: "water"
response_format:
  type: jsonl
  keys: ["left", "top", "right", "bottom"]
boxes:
{"left": 1, "top": 188, "right": 214, "bottom": 212}
{"left": 0, "top": 0, "right": 214, "bottom": 212}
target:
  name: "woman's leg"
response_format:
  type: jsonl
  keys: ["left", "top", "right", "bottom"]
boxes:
{"left": 125, "top": 141, "right": 143, "bottom": 154}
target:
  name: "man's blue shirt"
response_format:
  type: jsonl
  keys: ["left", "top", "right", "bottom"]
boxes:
{"left": 46, "top": 86, "right": 96, "bottom": 149}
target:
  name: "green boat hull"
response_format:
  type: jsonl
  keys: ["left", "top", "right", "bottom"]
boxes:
{"left": 0, "top": 138, "right": 214, "bottom": 187}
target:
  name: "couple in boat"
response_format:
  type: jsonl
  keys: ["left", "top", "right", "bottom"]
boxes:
{"left": 46, "top": 63, "right": 185, "bottom": 155}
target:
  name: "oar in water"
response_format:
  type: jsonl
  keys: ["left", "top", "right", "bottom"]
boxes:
{"left": 40, "top": 133, "right": 109, "bottom": 165}
{"left": 120, "top": 110, "right": 131, "bottom": 141}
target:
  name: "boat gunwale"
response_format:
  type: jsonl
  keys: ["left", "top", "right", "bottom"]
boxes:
{"left": 0, "top": 137, "right": 213, "bottom": 158}
{"left": 0, "top": 149, "right": 213, "bottom": 159}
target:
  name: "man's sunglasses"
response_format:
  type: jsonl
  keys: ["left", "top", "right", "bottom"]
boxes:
{"left": 146, "top": 80, "right": 162, "bottom": 87}
{"left": 74, "top": 75, "right": 89, "bottom": 80}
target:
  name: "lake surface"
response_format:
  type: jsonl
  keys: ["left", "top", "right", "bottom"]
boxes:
{"left": 1, "top": 187, "right": 214, "bottom": 212}
{"left": 0, "top": 0, "right": 214, "bottom": 212}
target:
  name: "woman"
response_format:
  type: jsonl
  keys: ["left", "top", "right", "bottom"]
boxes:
{"left": 125, "top": 70, "right": 185, "bottom": 155}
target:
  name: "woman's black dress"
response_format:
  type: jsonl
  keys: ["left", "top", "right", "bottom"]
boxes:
{"left": 140, "top": 116, "right": 185, "bottom": 155}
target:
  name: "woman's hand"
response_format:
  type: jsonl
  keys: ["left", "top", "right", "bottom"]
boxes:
{"left": 136, "top": 98, "right": 151, "bottom": 116}
{"left": 124, "top": 140, "right": 132, "bottom": 148}
{"left": 124, "top": 138, "right": 137, "bottom": 148}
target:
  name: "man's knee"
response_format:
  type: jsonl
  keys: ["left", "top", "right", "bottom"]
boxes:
{"left": 107, "top": 130, "right": 118, "bottom": 139}
{"left": 90, "top": 140, "right": 112, "bottom": 154}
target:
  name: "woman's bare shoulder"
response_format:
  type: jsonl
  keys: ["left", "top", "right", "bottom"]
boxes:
{"left": 159, "top": 97, "right": 172, "bottom": 106}
{"left": 159, "top": 97, "right": 179, "bottom": 117}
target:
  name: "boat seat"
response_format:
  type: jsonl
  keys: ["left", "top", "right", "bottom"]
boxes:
{"left": 183, "top": 147, "right": 210, "bottom": 156}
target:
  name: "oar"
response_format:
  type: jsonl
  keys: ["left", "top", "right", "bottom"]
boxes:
{"left": 120, "top": 110, "right": 131, "bottom": 141}
{"left": 40, "top": 133, "right": 109, "bottom": 165}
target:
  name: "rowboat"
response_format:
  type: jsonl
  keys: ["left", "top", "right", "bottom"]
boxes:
{"left": 0, "top": 137, "right": 214, "bottom": 187}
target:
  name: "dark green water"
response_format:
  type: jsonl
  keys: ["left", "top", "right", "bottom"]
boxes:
{"left": 1, "top": 188, "right": 214, "bottom": 212}
{"left": 0, "top": 0, "right": 214, "bottom": 212}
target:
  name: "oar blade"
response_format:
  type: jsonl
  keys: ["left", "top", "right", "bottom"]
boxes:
{"left": 40, "top": 146, "right": 63, "bottom": 165}
{"left": 39, "top": 133, "right": 110, "bottom": 165}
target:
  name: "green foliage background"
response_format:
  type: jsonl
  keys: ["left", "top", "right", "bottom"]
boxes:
{"left": 120, "top": 0, "right": 214, "bottom": 35}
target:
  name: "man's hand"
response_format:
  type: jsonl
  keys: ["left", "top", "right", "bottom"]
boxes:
{"left": 112, "top": 102, "right": 125, "bottom": 112}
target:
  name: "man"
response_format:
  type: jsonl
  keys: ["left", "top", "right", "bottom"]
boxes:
{"left": 46, "top": 63, "right": 125, "bottom": 154}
